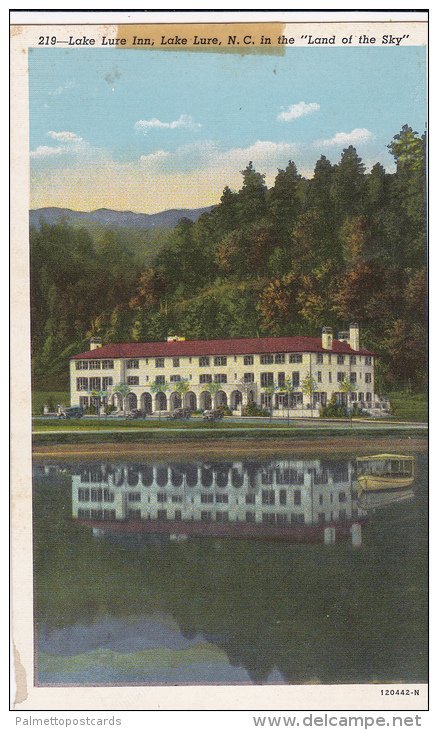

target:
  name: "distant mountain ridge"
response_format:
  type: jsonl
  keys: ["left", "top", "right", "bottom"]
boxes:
{"left": 30, "top": 205, "right": 215, "bottom": 230}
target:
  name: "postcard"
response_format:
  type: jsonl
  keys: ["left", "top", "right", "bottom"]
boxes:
{"left": 10, "top": 8, "right": 428, "bottom": 715}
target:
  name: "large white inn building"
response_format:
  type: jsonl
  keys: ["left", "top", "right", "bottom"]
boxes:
{"left": 70, "top": 324, "right": 380, "bottom": 417}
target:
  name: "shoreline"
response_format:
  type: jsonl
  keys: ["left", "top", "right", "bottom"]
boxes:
{"left": 32, "top": 435, "right": 427, "bottom": 460}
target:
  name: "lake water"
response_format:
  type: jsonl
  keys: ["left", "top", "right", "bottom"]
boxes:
{"left": 33, "top": 450, "right": 427, "bottom": 686}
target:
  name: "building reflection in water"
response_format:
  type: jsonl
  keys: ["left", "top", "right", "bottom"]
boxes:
{"left": 65, "top": 458, "right": 370, "bottom": 547}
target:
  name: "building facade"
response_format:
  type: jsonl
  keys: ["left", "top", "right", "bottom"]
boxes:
{"left": 70, "top": 457, "right": 365, "bottom": 547}
{"left": 70, "top": 324, "right": 381, "bottom": 417}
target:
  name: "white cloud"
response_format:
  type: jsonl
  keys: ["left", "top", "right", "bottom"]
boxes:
{"left": 30, "top": 145, "right": 66, "bottom": 159}
{"left": 318, "top": 128, "right": 374, "bottom": 147}
{"left": 48, "top": 130, "right": 83, "bottom": 143}
{"left": 139, "top": 139, "right": 299, "bottom": 175}
{"left": 134, "top": 114, "right": 201, "bottom": 133}
{"left": 277, "top": 101, "right": 320, "bottom": 122}
{"left": 140, "top": 149, "right": 171, "bottom": 165}
{"left": 48, "top": 81, "right": 75, "bottom": 96}
{"left": 30, "top": 131, "right": 86, "bottom": 159}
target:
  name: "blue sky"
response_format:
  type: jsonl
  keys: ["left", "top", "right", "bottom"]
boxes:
{"left": 29, "top": 45, "right": 427, "bottom": 212}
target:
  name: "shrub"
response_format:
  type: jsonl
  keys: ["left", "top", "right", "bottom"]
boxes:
{"left": 218, "top": 405, "right": 232, "bottom": 416}
{"left": 320, "top": 394, "right": 349, "bottom": 418}
{"left": 242, "top": 401, "right": 270, "bottom": 417}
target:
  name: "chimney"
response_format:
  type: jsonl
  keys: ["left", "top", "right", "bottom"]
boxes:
{"left": 349, "top": 323, "right": 360, "bottom": 351}
{"left": 321, "top": 326, "right": 333, "bottom": 350}
{"left": 90, "top": 337, "right": 102, "bottom": 351}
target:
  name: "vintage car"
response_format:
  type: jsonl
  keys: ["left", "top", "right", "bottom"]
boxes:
{"left": 126, "top": 409, "right": 148, "bottom": 419}
{"left": 202, "top": 409, "right": 224, "bottom": 421}
{"left": 166, "top": 408, "right": 192, "bottom": 420}
{"left": 58, "top": 406, "right": 84, "bottom": 419}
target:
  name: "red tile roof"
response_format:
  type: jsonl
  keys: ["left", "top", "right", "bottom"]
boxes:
{"left": 72, "top": 335, "right": 375, "bottom": 359}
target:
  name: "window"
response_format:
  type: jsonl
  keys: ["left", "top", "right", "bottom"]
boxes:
{"left": 91, "top": 488, "right": 103, "bottom": 502}
{"left": 244, "top": 373, "right": 254, "bottom": 383}
{"left": 318, "top": 512, "right": 326, "bottom": 524}
{"left": 365, "top": 356, "right": 372, "bottom": 366}
{"left": 215, "top": 493, "right": 228, "bottom": 503}
{"left": 261, "top": 471, "right": 273, "bottom": 485}
{"left": 201, "top": 493, "right": 213, "bottom": 503}
{"left": 173, "top": 358, "right": 180, "bottom": 368}
{"left": 128, "top": 509, "right": 141, "bottom": 519}
{"left": 276, "top": 513, "right": 288, "bottom": 525}
{"left": 199, "top": 357, "right": 210, "bottom": 367}
{"left": 79, "top": 396, "right": 89, "bottom": 408}
{"left": 157, "top": 493, "right": 167, "bottom": 503}
{"left": 214, "top": 356, "right": 227, "bottom": 366}
{"left": 102, "top": 377, "right": 113, "bottom": 389}
{"left": 261, "top": 372, "right": 274, "bottom": 387}
{"left": 127, "top": 376, "right": 139, "bottom": 386}
{"left": 317, "top": 371, "right": 322, "bottom": 383}
{"left": 339, "top": 492, "right": 346, "bottom": 503}
{"left": 294, "top": 490, "right": 302, "bottom": 506}
{"left": 278, "top": 372, "right": 285, "bottom": 387}
{"left": 89, "top": 360, "right": 101, "bottom": 370}
{"left": 216, "top": 511, "right": 229, "bottom": 522}
{"left": 337, "top": 355, "right": 345, "bottom": 364}
{"left": 289, "top": 354, "right": 302, "bottom": 363}
{"left": 101, "top": 360, "right": 114, "bottom": 369}
{"left": 201, "top": 511, "right": 212, "bottom": 522}
{"left": 279, "top": 489, "right": 287, "bottom": 505}
{"left": 339, "top": 508, "right": 347, "bottom": 521}
{"left": 76, "top": 377, "right": 88, "bottom": 391}
{"left": 155, "top": 358, "right": 165, "bottom": 368}
{"left": 78, "top": 488, "right": 90, "bottom": 502}
{"left": 76, "top": 361, "right": 88, "bottom": 370}
{"left": 337, "top": 372, "right": 345, "bottom": 383}
{"left": 245, "top": 493, "right": 256, "bottom": 504}
{"left": 172, "top": 495, "right": 183, "bottom": 503}
{"left": 350, "top": 356, "right": 356, "bottom": 365}
{"left": 127, "top": 359, "right": 139, "bottom": 369}
{"left": 174, "top": 510, "right": 182, "bottom": 521}
{"left": 292, "top": 371, "right": 300, "bottom": 388}
{"left": 260, "top": 354, "right": 274, "bottom": 364}
{"left": 365, "top": 373, "right": 372, "bottom": 383}
{"left": 262, "top": 513, "right": 276, "bottom": 525}
{"left": 155, "top": 375, "right": 165, "bottom": 385}
{"left": 128, "top": 492, "right": 141, "bottom": 502}
{"left": 328, "top": 372, "right": 332, "bottom": 383}
{"left": 157, "top": 509, "right": 167, "bottom": 520}
{"left": 214, "top": 374, "right": 227, "bottom": 383}
{"left": 366, "top": 392, "right": 372, "bottom": 401}
{"left": 262, "top": 489, "right": 275, "bottom": 505}
{"left": 103, "top": 489, "right": 114, "bottom": 503}
{"left": 246, "top": 511, "right": 256, "bottom": 523}
{"left": 78, "top": 509, "right": 90, "bottom": 519}
{"left": 350, "top": 372, "right": 357, "bottom": 384}
{"left": 275, "top": 353, "right": 285, "bottom": 364}
{"left": 200, "top": 374, "right": 212, "bottom": 384}
{"left": 170, "top": 374, "right": 181, "bottom": 382}
{"left": 244, "top": 355, "right": 254, "bottom": 365}
{"left": 89, "top": 377, "right": 101, "bottom": 390}
{"left": 316, "top": 353, "right": 323, "bottom": 364}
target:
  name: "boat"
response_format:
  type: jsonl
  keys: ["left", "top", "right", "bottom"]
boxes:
{"left": 356, "top": 454, "right": 415, "bottom": 491}
{"left": 358, "top": 487, "right": 414, "bottom": 511}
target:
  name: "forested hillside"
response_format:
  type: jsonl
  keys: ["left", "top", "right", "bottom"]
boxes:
{"left": 30, "top": 125, "right": 426, "bottom": 392}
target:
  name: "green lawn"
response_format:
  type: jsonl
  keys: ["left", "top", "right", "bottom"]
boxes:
{"left": 388, "top": 391, "right": 428, "bottom": 422}
{"left": 32, "top": 391, "right": 70, "bottom": 416}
